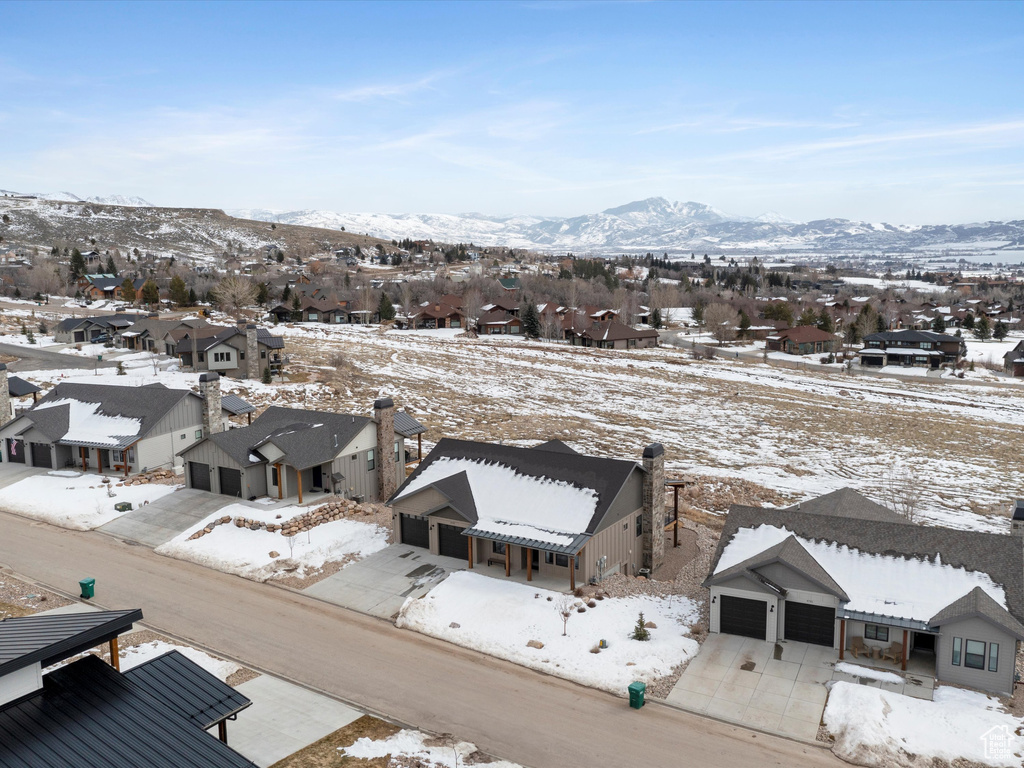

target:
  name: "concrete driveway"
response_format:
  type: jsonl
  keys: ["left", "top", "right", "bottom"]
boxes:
{"left": 665, "top": 634, "right": 836, "bottom": 742}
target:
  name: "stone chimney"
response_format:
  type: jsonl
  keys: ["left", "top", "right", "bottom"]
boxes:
{"left": 641, "top": 443, "right": 665, "bottom": 573}
{"left": 246, "top": 324, "right": 259, "bottom": 380}
{"left": 374, "top": 397, "right": 396, "bottom": 502}
{"left": 0, "top": 364, "right": 10, "bottom": 428}
{"left": 199, "top": 372, "right": 223, "bottom": 435}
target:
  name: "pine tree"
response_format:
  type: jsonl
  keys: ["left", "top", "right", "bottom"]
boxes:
{"left": 962, "top": 313, "right": 975, "bottom": 330}
{"left": 69, "top": 249, "right": 86, "bottom": 280}
{"left": 120, "top": 277, "right": 136, "bottom": 303}
{"left": 974, "top": 314, "right": 991, "bottom": 340}
{"left": 738, "top": 309, "right": 750, "bottom": 338}
{"left": 261, "top": 367, "right": 272, "bottom": 384}
{"left": 377, "top": 292, "right": 396, "bottom": 321}
{"left": 117, "top": 361, "right": 126, "bottom": 376}
{"left": 255, "top": 282, "right": 269, "bottom": 306}
{"left": 521, "top": 302, "right": 540, "bottom": 338}
{"left": 817, "top": 309, "right": 834, "bottom": 333}
{"left": 169, "top": 275, "right": 189, "bottom": 306}
{"left": 281, "top": 285, "right": 291, "bottom": 303}
{"left": 931, "top": 315, "right": 945, "bottom": 333}
{"left": 993, "top": 320, "right": 1008, "bottom": 341}
{"left": 141, "top": 279, "right": 160, "bottom": 307}
{"left": 105, "top": 254, "right": 116, "bottom": 274}
{"left": 632, "top": 612, "right": 651, "bottom": 641}
{"left": 651, "top": 307, "right": 662, "bottom": 329}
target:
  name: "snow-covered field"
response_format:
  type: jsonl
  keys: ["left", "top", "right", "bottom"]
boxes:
{"left": 825, "top": 682, "right": 1024, "bottom": 767}
{"left": 343, "top": 730, "right": 521, "bottom": 768}
{"left": 0, "top": 471, "right": 180, "bottom": 530}
{"left": 155, "top": 502, "right": 389, "bottom": 581}
{"left": 397, "top": 571, "right": 700, "bottom": 695}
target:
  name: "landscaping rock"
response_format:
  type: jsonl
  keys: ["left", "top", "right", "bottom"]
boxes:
{"left": 527, "top": 639, "right": 544, "bottom": 649}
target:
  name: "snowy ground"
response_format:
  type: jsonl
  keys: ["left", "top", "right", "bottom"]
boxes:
{"left": 396, "top": 571, "right": 700, "bottom": 695}
{"left": 120, "top": 640, "right": 241, "bottom": 681}
{"left": 343, "top": 730, "right": 521, "bottom": 768}
{"left": 155, "top": 502, "right": 390, "bottom": 582}
{"left": 0, "top": 470, "right": 180, "bottom": 530}
{"left": 824, "top": 682, "right": 1024, "bottom": 768}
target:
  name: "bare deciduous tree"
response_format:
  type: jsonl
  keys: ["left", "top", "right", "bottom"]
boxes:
{"left": 704, "top": 302, "right": 739, "bottom": 345}
{"left": 213, "top": 276, "right": 258, "bottom": 312}
{"left": 555, "top": 594, "right": 575, "bottom": 637}
{"left": 461, "top": 288, "right": 482, "bottom": 335}
{"left": 884, "top": 464, "right": 922, "bottom": 524}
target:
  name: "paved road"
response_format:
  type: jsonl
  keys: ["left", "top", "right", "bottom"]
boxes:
{"left": 0, "top": 512, "right": 840, "bottom": 768}
{"left": 0, "top": 341, "right": 117, "bottom": 371}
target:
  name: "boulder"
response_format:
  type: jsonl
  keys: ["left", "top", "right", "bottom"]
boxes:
{"left": 527, "top": 639, "right": 544, "bottom": 649}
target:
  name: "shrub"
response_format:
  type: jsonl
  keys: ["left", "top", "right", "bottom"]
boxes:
{"left": 632, "top": 612, "right": 651, "bottom": 641}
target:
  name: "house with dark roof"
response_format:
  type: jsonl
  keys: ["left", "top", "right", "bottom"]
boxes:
{"left": 396, "top": 298, "right": 465, "bottom": 330}
{"left": 564, "top": 316, "right": 660, "bottom": 350}
{"left": 178, "top": 398, "right": 423, "bottom": 503}
{"left": 859, "top": 329, "right": 965, "bottom": 369}
{"left": 0, "top": 376, "right": 247, "bottom": 475}
{"left": 0, "top": 608, "right": 255, "bottom": 768}
{"left": 765, "top": 326, "right": 838, "bottom": 355}
{"left": 1002, "top": 340, "right": 1024, "bottom": 377}
{"left": 119, "top": 315, "right": 209, "bottom": 354}
{"left": 388, "top": 439, "right": 666, "bottom": 590}
{"left": 53, "top": 314, "right": 137, "bottom": 344}
{"left": 177, "top": 323, "right": 285, "bottom": 380}
{"left": 703, "top": 489, "right": 1024, "bottom": 695}
{"left": 76, "top": 274, "right": 146, "bottom": 302}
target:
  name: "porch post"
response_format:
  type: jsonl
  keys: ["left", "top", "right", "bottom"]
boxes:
{"left": 570, "top": 557, "right": 575, "bottom": 592}
{"left": 417, "top": 433, "right": 422, "bottom": 462}
{"left": 109, "top": 636, "right": 120, "bottom": 670}
{"left": 504, "top": 545, "right": 510, "bottom": 577}
{"left": 526, "top": 547, "right": 532, "bottom": 582}
{"left": 276, "top": 463, "right": 282, "bottom": 499}
{"left": 467, "top": 535, "right": 473, "bottom": 569}
{"left": 218, "top": 720, "right": 227, "bottom": 744}
{"left": 673, "top": 484, "right": 679, "bottom": 548}
{"left": 839, "top": 619, "right": 846, "bottom": 660}
{"left": 80, "top": 446, "right": 87, "bottom": 470}
{"left": 901, "top": 629, "right": 908, "bottom": 671}
{"left": 97, "top": 449, "right": 103, "bottom": 475}
{"left": 297, "top": 469, "right": 303, "bottom": 504}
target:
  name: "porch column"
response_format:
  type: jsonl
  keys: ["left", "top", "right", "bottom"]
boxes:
{"left": 526, "top": 547, "right": 532, "bottom": 582}
{"left": 97, "top": 449, "right": 103, "bottom": 475}
{"left": 901, "top": 629, "right": 908, "bottom": 671}
{"left": 839, "top": 619, "right": 846, "bottom": 660}
{"left": 673, "top": 484, "right": 679, "bottom": 548}
{"left": 80, "top": 446, "right": 87, "bottom": 470}
{"left": 109, "top": 636, "right": 120, "bottom": 671}
{"left": 218, "top": 721, "right": 227, "bottom": 744}
{"left": 570, "top": 557, "right": 575, "bottom": 592}
{"left": 467, "top": 535, "right": 473, "bottom": 569}
{"left": 275, "top": 463, "right": 282, "bottom": 499}
{"left": 505, "top": 545, "right": 510, "bottom": 577}
{"left": 417, "top": 433, "right": 422, "bottom": 462}
{"left": 297, "top": 469, "right": 303, "bottom": 504}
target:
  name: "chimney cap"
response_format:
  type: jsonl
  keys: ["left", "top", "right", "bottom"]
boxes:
{"left": 0, "top": 363, "right": 6, "bottom": 372}
{"left": 642, "top": 443, "right": 664, "bottom": 459}
{"left": 246, "top": 324, "right": 257, "bottom": 330}
{"left": 374, "top": 397, "right": 394, "bottom": 410}
{"left": 199, "top": 372, "right": 220, "bottom": 383}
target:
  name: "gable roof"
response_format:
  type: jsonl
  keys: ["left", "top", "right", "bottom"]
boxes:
{"left": 576, "top": 319, "right": 659, "bottom": 342}
{"left": 863, "top": 329, "right": 961, "bottom": 344}
{"left": 929, "top": 586, "right": 1024, "bottom": 640}
{"left": 0, "top": 609, "right": 141, "bottom": 677}
{"left": 391, "top": 438, "right": 641, "bottom": 554}
{"left": 706, "top": 534, "right": 850, "bottom": 600}
{"left": 177, "top": 326, "right": 284, "bottom": 354}
{"left": 786, "top": 487, "right": 908, "bottom": 524}
{"left": 221, "top": 394, "right": 256, "bottom": 416}
{"left": 393, "top": 411, "right": 426, "bottom": 437}
{"left": 532, "top": 439, "right": 579, "bottom": 455}
{"left": 56, "top": 314, "right": 136, "bottom": 333}
{"left": 772, "top": 325, "right": 836, "bottom": 344}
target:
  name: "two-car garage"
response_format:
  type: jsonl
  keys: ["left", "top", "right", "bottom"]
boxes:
{"left": 715, "top": 592, "right": 836, "bottom": 647}
{"left": 187, "top": 462, "right": 245, "bottom": 498}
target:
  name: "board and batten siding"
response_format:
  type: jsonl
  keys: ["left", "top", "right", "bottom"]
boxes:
{"left": 180, "top": 440, "right": 266, "bottom": 498}
{"left": 580, "top": 507, "right": 643, "bottom": 582}
{"left": 135, "top": 395, "right": 205, "bottom": 471}
{"left": 934, "top": 617, "right": 1018, "bottom": 695}
{"left": 708, "top": 580, "right": 779, "bottom": 642}
{"left": 333, "top": 422, "right": 384, "bottom": 502}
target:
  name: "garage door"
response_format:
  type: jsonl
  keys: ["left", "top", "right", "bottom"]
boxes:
{"left": 30, "top": 443, "right": 52, "bottom": 468}
{"left": 189, "top": 462, "right": 211, "bottom": 492}
{"left": 784, "top": 602, "right": 835, "bottom": 646}
{"left": 219, "top": 467, "right": 242, "bottom": 498}
{"left": 719, "top": 595, "right": 767, "bottom": 640}
{"left": 400, "top": 514, "right": 429, "bottom": 548}
{"left": 438, "top": 523, "right": 466, "bottom": 559}
{"left": 6, "top": 439, "right": 25, "bottom": 464}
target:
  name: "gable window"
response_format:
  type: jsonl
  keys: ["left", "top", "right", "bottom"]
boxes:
{"left": 964, "top": 639, "right": 986, "bottom": 670}
{"left": 366, "top": 449, "right": 375, "bottom": 471}
{"left": 180, "top": 433, "right": 186, "bottom": 440}
{"left": 240, "top": 351, "right": 245, "bottom": 360}
{"left": 988, "top": 643, "right": 999, "bottom": 672}
{"left": 195, "top": 430, "right": 203, "bottom": 439}
{"left": 636, "top": 514, "right": 643, "bottom": 538}
{"left": 951, "top": 637, "right": 962, "bottom": 666}
{"left": 491, "top": 541, "right": 506, "bottom": 555}
{"left": 865, "top": 624, "right": 889, "bottom": 642}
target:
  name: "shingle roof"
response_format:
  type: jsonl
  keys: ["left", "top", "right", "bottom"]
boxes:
{"left": 578, "top": 319, "right": 659, "bottom": 342}
{"left": 177, "top": 326, "right": 284, "bottom": 354}
{"left": 863, "top": 329, "right": 961, "bottom": 344}
{"left": 56, "top": 314, "right": 136, "bottom": 333}
{"left": 123, "top": 650, "right": 251, "bottom": 729}
{"left": 0, "top": 655, "right": 257, "bottom": 768}
{"left": 786, "top": 487, "right": 908, "bottom": 524}
{"left": 772, "top": 325, "right": 836, "bottom": 344}
{"left": 0, "top": 609, "right": 141, "bottom": 676}
{"left": 394, "top": 411, "right": 426, "bottom": 437}
{"left": 532, "top": 439, "right": 580, "bottom": 455}
{"left": 929, "top": 586, "right": 1024, "bottom": 640}
{"left": 427, "top": 471, "right": 478, "bottom": 523}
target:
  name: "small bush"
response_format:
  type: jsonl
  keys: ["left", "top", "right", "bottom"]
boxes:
{"left": 587, "top": 600, "right": 597, "bottom": 608}
{"left": 577, "top": 606, "right": 586, "bottom": 613}
{"left": 632, "top": 612, "right": 651, "bottom": 641}
{"left": 573, "top": 587, "right": 584, "bottom": 597}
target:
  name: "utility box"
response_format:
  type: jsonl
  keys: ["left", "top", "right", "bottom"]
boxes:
{"left": 114, "top": 502, "right": 133, "bottom": 512}
{"left": 79, "top": 578, "right": 95, "bottom": 600}
{"left": 628, "top": 681, "right": 646, "bottom": 709}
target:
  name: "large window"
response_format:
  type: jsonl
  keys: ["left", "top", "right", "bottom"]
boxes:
{"left": 366, "top": 449, "right": 375, "bottom": 471}
{"left": 964, "top": 640, "right": 986, "bottom": 670}
{"left": 492, "top": 541, "right": 506, "bottom": 555}
{"left": 865, "top": 624, "right": 889, "bottom": 642}
{"left": 636, "top": 513, "right": 643, "bottom": 537}
{"left": 951, "top": 637, "right": 962, "bottom": 666}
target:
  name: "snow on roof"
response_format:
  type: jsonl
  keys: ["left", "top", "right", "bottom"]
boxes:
{"left": 35, "top": 398, "right": 142, "bottom": 447}
{"left": 715, "top": 524, "right": 1007, "bottom": 624}
{"left": 395, "top": 456, "right": 598, "bottom": 546}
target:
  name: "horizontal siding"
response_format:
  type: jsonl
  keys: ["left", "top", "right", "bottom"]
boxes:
{"left": 934, "top": 617, "right": 1016, "bottom": 695}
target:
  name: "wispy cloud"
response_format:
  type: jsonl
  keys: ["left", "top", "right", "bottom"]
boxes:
{"left": 331, "top": 70, "right": 456, "bottom": 102}
{"left": 634, "top": 116, "right": 861, "bottom": 136}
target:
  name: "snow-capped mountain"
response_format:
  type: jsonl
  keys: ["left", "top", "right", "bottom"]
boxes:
{"left": 229, "top": 197, "right": 1024, "bottom": 254}
{"left": 0, "top": 189, "right": 155, "bottom": 207}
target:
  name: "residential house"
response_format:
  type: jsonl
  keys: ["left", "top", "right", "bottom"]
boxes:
{"left": 0, "top": 377, "right": 247, "bottom": 475}
{"left": 77, "top": 274, "right": 145, "bottom": 302}
{"left": 498, "top": 277, "right": 521, "bottom": 293}
{"left": 703, "top": 488, "right": 1024, "bottom": 695}
{"left": 1003, "top": 341, "right": 1024, "bottom": 377}
{"left": 397, "top": 299, "right": 465, "bottom": 330}
{"left": 119, "top": 315, "right": 209, "bottom": 353}
{"left": 388, "top": 439, "right": 667, "bottom": 590}
{"left": 177, "top": 323, "right": 285, "bottom": 380}
{"left": 0, "top": 608, "right": 255, "bottom": 767}
{"left": 859, "top": 330, "right": 965, "bottom": 369}
{"left": 565, "top": 317, "right": 659, "bottom": 349}
{"left": 179, "top": 397, "right": 423, "bottom": 503}
{"left": 53, "top": 314, "right": 137, "bottom": 344}
{"left": 0, "top": 364, "right": 40, "bottom": 425}
{"left": 765, "top": 326, "right": 839, "bottom": 355}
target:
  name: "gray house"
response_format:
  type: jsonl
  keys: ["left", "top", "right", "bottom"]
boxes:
{"left": 177, "top": 324, "right": 284, "bottom": 380}
{"left": 388, "top": 439, "right": 666, "bottom": 590}
{"left": 178, "top": 397, "right": 422, "bottom": 503}
{"left": 703, "top": 489, "right": 1024, "bottom": 695}
{"left": 54, "top": 314, "right": 137, "bottom": 344}
{"left": 0, "top": 377, "right": 246, "bottom": 476}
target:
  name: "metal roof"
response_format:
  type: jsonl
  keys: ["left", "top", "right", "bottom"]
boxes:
{"left": 7, "top": 376, "right": 40, "bottom": 398}
{"left": 0, "top": 655, "right": 256, "bottom": 768}
{"left": 123, "top": 650, "right": 251, "bottom": 729}
{"left": 0, "top": 609, "right": 141, "bottom": 677}
{"left": 393, "top": 411, "right": 426, "bottom": 437}
{"left": 221, "top": 394, "right": 256, "bottom": 416}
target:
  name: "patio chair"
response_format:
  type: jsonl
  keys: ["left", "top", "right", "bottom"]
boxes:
{"left": 882, "top": 641, "right": 903, "bottom": 664}
{"left": 850, "top": 636, "right": 869, "bottom": 659}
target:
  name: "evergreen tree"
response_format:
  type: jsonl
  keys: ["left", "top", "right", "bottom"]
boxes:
{"left": 255, "top": 282, "right": 269, "bottom": 306}
{"left": 140, "top": 279, "right": 160, "bottom": 306}
{"left": 817, "top": 309, "right": 834, "bottom": 333}
{"left": 261, "top": 367, "right": 272, "bottom": 385}
{"left": 737, "top": 309, "right": 750, "bottom": 338}
{"left": 521, "top": 302, "right": 541, "bottom": 337}
{"left": 69, "top": 249, "right": 86, "bottom": 280}
{"left": 169, "top": 275, "right": 189, "bottom": 306}
{"left": 631, "top": 612, "right": 651, "bottom": 641}
{"left": 105, "top": 254, "right": 116, "bottom": 274}
{"left": 931, "top": 315, "right": 945, "bottom": 333}
{"left": 993, "top": 320, "right": 1009, "bottom": 341}
{"left": 797, "top": 307, "right": 818, "bottom": 327}
{"left": 188, "top": 288, "right": 197, "bottom": 305}
{"left": 962, "top": 313, "right": 975, "bottom": 330}
{"left": 651, "top": 306, "right": 662, "bottom": 329}
{"left": 377, "top": 292, "right": 396, "bottom": 321}
{"left": 974, "top": 314, "right": 991, "bottom": 340}
{"left": 875, "top": 314, "right": 887, "bottom": 333}
{"left": 281, "top": 285, "right": 291, "bottom": 303}
{"left": 120, "top": 277, "right": 136, "bottom": 303}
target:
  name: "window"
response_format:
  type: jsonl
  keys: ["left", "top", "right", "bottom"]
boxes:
{"left": 180, "top": 433, "right": 186, "bottom": 440}
{"left": 555, "top": 554, "right": 569, "bottom": 568}
{"left": 865, "top": 624, "right": 889, "bottom": 642}
{"left": 367, "top": 449, "right": 375, "bottom": 471}
{"left": 951, "top": 637, "right": 962, "bottom": 666}
{"left": 240, "top": 351, "right": 245, "bottom": 360}
{"left": 271, "top": 467, "right": 279, "bottom": 486}
{"left": 394, "top": 439, "right": 400, "bottom": 464}
{"left": 964, "top": 640, "right": 986, "bottom": 670}
{"left": 636, "top": 514, "right": 643, "bottom": 537}
{"left": 195, "top": 430, "right": 203, "bottom": 439}
{"left": 491, "top": 542, "right": 506, "bottom": 555}
{"left": 198, "top": 352, "right": 205, "bottom": 362}
{"left": 213, "top": 351, "right": 232, "bottom": 363}
{"left": 544, "top": 552, "right": 553, "bottom": 565}
{"left": 261, "top": 349, "right": 267, "bottom": 358}
{"left": 623, "top": 521, "right": 628, "bottom": 532}
{"left": 989, "top": 643, "right": 999, "bottom": 672}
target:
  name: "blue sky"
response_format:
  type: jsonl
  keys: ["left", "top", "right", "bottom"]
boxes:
{"left": 2, "top": 1, "right": 1022, "bottom": 223}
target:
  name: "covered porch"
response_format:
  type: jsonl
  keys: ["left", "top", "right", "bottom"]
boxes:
{"left": 267, "top": 460, "right": 342, "bottom": 505}
{"left": 463, "top": 531, "right": 585, "bottom": 592}
{"left": 837, "top": 610, "right": 937, "bottom": 678}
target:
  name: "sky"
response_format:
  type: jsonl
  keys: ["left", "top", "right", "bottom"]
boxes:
{"left": 2, "top": 1, "right": 1022, "bottom": 223}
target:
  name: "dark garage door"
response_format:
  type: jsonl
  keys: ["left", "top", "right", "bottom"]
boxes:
{"left": 437, "top": 523, "right": 466, "bottom": 559}
{"left": 720, "top": 595, "right": 767, "bottom": 640}
{"left": 400, "top": 514, "right": 429, "bottom": 548}
{"left": 219, "top": 467, "right": 242, "bottom": 498}
{"left": 784, "top": 602, "right": 835, "bottom": 646}
{"left": 189, "top": 462, "right": 211, "bottom": 492}
{"left": 30, "top": 443, "right": 52, "bottom": 468}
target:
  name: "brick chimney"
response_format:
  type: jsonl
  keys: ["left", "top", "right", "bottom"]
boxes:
{"left": 0, "top": 364, "right": 10, "bottom": 428}
{"left": 199, "top": 372, "right": 223, "bottom": 435}
{"left": 374, "top": 397, "right": 396, "bottom": 501}
{"left": 641, "top": 443, "right": 665, "bottom": 573}
{"left": 246, "top": 324, "right": 259, "bottom": 380}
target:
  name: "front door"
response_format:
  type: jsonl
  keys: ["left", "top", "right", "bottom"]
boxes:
{"left": 520, "top": 547, "right": 539, "bottom": 571}
{"left": 312, "top": 465, "right": 323, "bottom": 490}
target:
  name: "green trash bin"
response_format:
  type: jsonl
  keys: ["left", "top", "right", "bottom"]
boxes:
{"left": 79, "top": 578, "right": 95, "bottom": 600}
{"left": 628, "top": 681, "right": 646, "bottom": 709}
